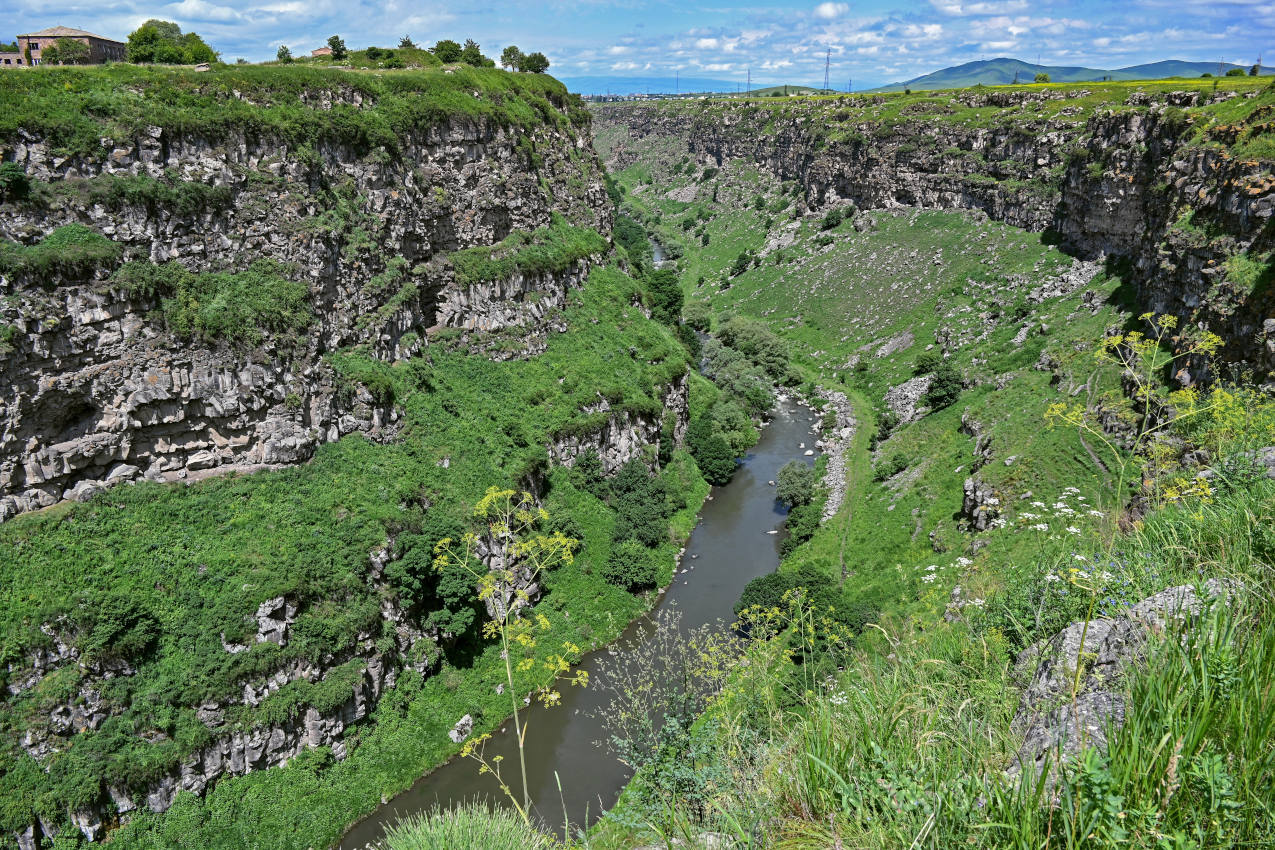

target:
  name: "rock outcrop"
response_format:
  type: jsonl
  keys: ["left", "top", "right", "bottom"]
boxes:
{"left": 1008, "top": 579, "right": 1233, "bottom": 783}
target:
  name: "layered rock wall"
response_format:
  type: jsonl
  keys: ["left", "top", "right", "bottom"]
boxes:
{"left": 1, "top": 110, "right": 611, "bottom": 521}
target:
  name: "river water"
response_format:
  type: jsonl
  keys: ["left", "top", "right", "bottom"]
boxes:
{"left": 340, "top": 397, "right": 820, "bottom": 848}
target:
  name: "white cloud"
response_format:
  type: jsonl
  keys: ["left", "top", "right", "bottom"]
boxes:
{"left": 695, "top": 37, "right": 719, "bottom": 49}
{"left": 814, "top": 2, "right": 850, "bottom": 20}
{"left": 930, "top": 0, "right": 1027, "bottom": 15}
{"left": 165, "top": 0, "right": 243, "bottom": 21}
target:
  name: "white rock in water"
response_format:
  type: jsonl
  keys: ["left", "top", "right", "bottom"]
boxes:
{"left": 799, "top": 443, "right": 806, "bottom": 449}
{"left": 804, "top": 450, "right": 815, "bottom": 456}
{"left": 766, "top": 530, "right": 779, "bottom": 535}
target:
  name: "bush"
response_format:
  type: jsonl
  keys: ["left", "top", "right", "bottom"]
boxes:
{"left": 0, "top": 223, "right": 120, "bottom": 281}
{"left": 873, "top": 450, "right": 908, "bottom": 481}
{"left": 601, "top": 540, "right": 662, "bottom": 591}
{"left": 776, "top": 460, "right": 816, "bottom": 508}
{"left": 645, "top": 268, "right": 683, "bottom": 324}
{"left": 383, "top": 802, "right": 559, "bottom": 850}
{"left": 0, "top": 162, "right": 29, "bottom": 201}
{"left": 687, "top": 416, "right": 737, "bottom": 485}
{"left": 779, "top": 502, "right": 822, "bottom": 557}
{"left": 821, "top": 207, "right": 844, "bottom": 230}
{"left": 924, "top": 361, "right": 963, "bottom": 411}
{"left": 127, "top": 20, "right": 217, "bottom": 64}
{"left": 913, "top": 351, "right": 941, "bottom": 375}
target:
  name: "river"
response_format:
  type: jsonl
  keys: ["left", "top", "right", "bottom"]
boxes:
{"left": 340, "top": 397, "right": 820, "bottom": 848}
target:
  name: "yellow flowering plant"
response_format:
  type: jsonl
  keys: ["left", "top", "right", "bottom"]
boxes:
{"left": 433, "top": 486, "right": 584, "bottom": 821}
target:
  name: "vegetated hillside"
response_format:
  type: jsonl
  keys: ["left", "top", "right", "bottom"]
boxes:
{"left": 593, "top": 76, "right": 1275, "bottom": 381}
{"left": 877, "top": 57, "right": 1272, "bottom": 92}
{"left": 580, "top": 82, "right": 1275, "bottom": 849}
{"left": 0, "top": 63, "right": 729, "bottom": 849}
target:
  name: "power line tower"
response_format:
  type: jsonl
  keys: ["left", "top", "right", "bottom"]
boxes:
{"left": 823, "top": 48, "right": 830, "bottom": 92}
{"left": 747, "top": 66, "right": 751, "bottom": 96}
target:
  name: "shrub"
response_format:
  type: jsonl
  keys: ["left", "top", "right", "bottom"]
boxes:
{"left": 0, "top": 161, "right": 29, "bottom": 201}
{"left": 0, "top": 223, "right": 120, "bottom": 281}
{"left": 687, "top": 416, "right": 737, "bottom": 485}
{"left": 873, "top": 450, "right": 908, "bottom": 481}
{"left": 821, "top": 207, "right": 844, "bottom": 230}
{"left": 924, "top": 361, "right": 962, "bottom": 410}
{"left": 779, "top": 502, "right": 822, "bottom": 557}
{"left": 601, "top": 540, "right": 662, "bottom": 591}
{"left": 913, "top": 350, "right": 941, "bottom": 375}
{"left": 645, "top": 268, "right": 683, "bottom": 324}
{"left": 112, "top": 259, "right": 311, "bottom": 344}
{"left": 776, "top": 460, "right": 816, "bottom": 507}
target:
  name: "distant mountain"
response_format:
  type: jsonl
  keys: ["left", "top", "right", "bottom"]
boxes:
{"left": 875, "top": 58, "right": 1271, "bottom": 92}
{"left": 557, "top": 75, "right": 764, "bottom": 95}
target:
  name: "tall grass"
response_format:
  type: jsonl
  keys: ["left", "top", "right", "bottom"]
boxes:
{"left": 381, "top": 802, "right": 561, "bottom": 850}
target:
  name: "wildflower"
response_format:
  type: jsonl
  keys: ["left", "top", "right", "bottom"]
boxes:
{"left": 1087, "top": 510, "right": 1103, "bottom": 517}
{"left": 926, "top": 565, "right": 938, "bottom": 572}
{"left": 1066, "top": 526, "right": 1081, "bottom": 535}
{"left": 955, "top": 557, "right": 973, "bottom": 567}
{"left": 1031, "top": 523, "right": 1049, "bottom": 531}
{"left": 922, "top": 574, "right": 937, "bottom": 583}
{"left": 1020, "top": 512, "right": 1040, "bottom": 520}
{"left": 1044, "top": 573, "right": 1061, "bottom": 582}
{"left": 1074, "top": 553, "right": 1088, "bottom": 561}
{"left": 1031, "top": 501, "right": 1046, "bottom": 508}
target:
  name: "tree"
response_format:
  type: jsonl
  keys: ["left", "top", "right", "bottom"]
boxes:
{"left": 40, "top": 37, "right": 90, "bottom": 65}
{"left": 460, "top": 38, "right": 485, "bottom": 66}
{"left": 776, "top": 461, "right": 816, "bottom": 508}
{"left": 327, "top": 35, "right": 347, "bottom": 61}
{"left": 600, "top": 540, "right": 662, "bottom": 591}
{"left": 645, "top": 268, "right": 683, "bottom": 324}
{"left": 924, "top": 361, "right": 963, "bottom": 411}
{"left": 1251, "top": 64, "right": 1262, "bottom": 76}
{"left": 0, "top": 162, "right": 30, "bottom": 202}
{"left": 1225, "top": 68, "right": 1245, "bottom": 77}
{"left": 276, "top": 45, "right": 292, "bottom": 63}
{"left": 687, "top": 417, "right": 737, "bottom": 485}
{"left": 126, "top": 21, "right": 216, "bottom": 64}
{"left": 1034, "top": 72, "right": 1050, "bottom": 83}
{"left": 399, "top": 35, "right": 416, "bottom": 49}
{"left": 913, "top": 350, "right": 942, "bottom": 375}
{"left": 518, "top": 51, "right": 550, "bottom": 73}
{"left": 431, "top": 39, "right": 462, "bottom": 62}
{"left": 501, "top": 45, "right": 523, "bottom": 71}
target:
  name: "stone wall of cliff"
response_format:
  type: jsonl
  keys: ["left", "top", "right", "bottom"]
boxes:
{"left": 1, "top": 99, "right": 611, "bottom": 523}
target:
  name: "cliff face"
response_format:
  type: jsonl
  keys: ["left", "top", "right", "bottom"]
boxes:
{"left": 1, "top": 105, "right": 611, "bottom": 522}
{"left": 594, "top": 87, "right": 1275, "bottom": 381}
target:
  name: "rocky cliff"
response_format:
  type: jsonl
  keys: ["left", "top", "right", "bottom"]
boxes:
{"left": 1, "top": 76, "right": 611, "bottom": 523}
{"left": 593, "top": 85, "right": 1275, "bottom": 382}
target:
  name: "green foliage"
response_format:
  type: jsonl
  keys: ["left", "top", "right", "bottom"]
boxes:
{"left": 872, "top": 450, "right": 909, "bottom": 481}
{"left": 0, "top": 161, "right": 30, "bottom": 201}
{"left": 776, "top": 460, "right": 816, "bottom": 508}
{"left": 1034, "top": 72, "right": 1051, "bottom": 83}
{"left": 23, "top": 173, "right": 234, "bottom": 216}
{"left": 450, "top": 216, "right": 606, "bottom": 287}
{"left": 645, "top": 268, "right": 683, "bottom": 324}
{"left": 913, "top": 350, "right": 942, "bottom": 375}
{"left": 687, "top": 415, "right": 737, "bottom": 485}
{"left": 127, "top": 20, "right": 217, "bottom": 65}
{"left": 112, "top": 259, "right": 312, "bottom": 345}
{"left": 924, "top": 360, "right": 963, "bottom": 410}
{"left": 601, "top": 539, "right": 663, "bottom": 591}
{"left": 39, "top": 38, "right": 91, "bottom": 66}
{"left": 500, "top": 45, "right": 523, "bottom": 71}
{"left": 0, "top": 63, "right": 584, "bottom": 163}
{"left": 382, "top": 803, "right": 560, "bottom": 850}
{"left": 0, "top": 223, "right": 120, "bottom": 281}
{"left": 430, "top": 40, "right": 461, "bottom": 62}
{"left": 327, "top": 36, "right": 348, "bottom": 61}
{"left": 276, "top": 45, "right": 293, "bottom": 63}
{"left": 518, "top": 52, "right": 550, "bottom": 74}
{"left": 1226, "top": 68, "right": 1246, "bottom": 77}
{"left": 779, "top": 501, "right": 823, "bottom": 557}
{"left": 821, "top": 207, "right": 844, "bottom": 230}
{"left": 716, "top": 315, "right": 795, "bottom": 384}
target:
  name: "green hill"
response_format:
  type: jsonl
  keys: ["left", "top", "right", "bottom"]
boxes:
{"left": 876, "top": 56, "right": 1270, "bottom": 91}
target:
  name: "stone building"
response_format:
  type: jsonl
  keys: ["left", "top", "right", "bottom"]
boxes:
{"left": 0, "top": 26, "right": 127, "bottom": 67}
{"left": 311, "top": 46, "right": 333, "bottom": 57}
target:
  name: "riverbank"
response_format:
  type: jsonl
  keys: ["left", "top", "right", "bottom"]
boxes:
{"left": 339, "top": 396, "right": 822, "bottom": 847}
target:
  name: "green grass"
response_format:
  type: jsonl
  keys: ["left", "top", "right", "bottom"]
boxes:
{"left": 0, "top": 63, "right": 587, "bottom": 161}
{"left": 451, "top": 215, "right": 608, "bottom": 286}
{"left": 382, "top": 802, "right": 560, "bottom": 850}
{"left": 0, "top": 265, "right": 707, "bottom": 847}
{"left": 0, "top": 222, "right": 121, "bottom": 281}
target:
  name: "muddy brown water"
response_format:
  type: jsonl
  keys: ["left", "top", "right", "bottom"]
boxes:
{"left": 339, "top": 397, "right": 820, "bottom": 847}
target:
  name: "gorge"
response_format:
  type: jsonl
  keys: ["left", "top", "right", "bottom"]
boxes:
{"left": 1, "top": 62, "right": 1273, "bottom": 850}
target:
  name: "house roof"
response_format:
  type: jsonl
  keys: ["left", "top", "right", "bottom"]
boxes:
{"left": 18, "top": 26, "right": 123, "bottom": 43}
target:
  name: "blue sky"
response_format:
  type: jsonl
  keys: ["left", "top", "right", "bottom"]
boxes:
{"left": 5, "top": 0, "right": 1272, "bottom": 88}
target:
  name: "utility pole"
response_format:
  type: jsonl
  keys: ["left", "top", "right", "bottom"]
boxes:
{"left": 746, "top": 66, "right": 751, "bottom": 96}
{"left": 823, "top": 48, "right": 830, "bottom": 92}
{"left": 847, "top": 77, "right": 852, "bottom": 93}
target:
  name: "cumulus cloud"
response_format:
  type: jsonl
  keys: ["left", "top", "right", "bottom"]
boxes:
{"left": 814, "top": 2, "right": 850, "bottom": 19}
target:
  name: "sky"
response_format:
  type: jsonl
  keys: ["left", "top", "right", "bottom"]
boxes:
{"left": 4, "top": 0, "right": 1272, "bottom": 89}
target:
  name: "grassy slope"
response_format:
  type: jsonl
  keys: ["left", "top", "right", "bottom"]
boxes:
{"left": 0, "top": 266, "right": 710, "bottom": 848}
{"left": 593, "top": 84, "right": 1274, "bottom": 848}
